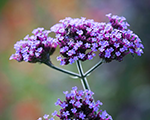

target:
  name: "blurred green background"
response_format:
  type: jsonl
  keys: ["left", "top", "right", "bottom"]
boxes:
{"left": 0, "top": 0, "right": 150, "bottom": 120}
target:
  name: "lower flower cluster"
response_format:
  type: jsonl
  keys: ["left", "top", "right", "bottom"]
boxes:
{"left": 38, "top": 87, "right": 112, "bottom": 120}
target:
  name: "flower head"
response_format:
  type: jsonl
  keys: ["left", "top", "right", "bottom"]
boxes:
{"left": 51, "top": 14, "right": 144, "bottom": 64}
{"left": 97, "top": 13, "right": 144, "bottom": 62}
{"left": 10, "top": 28, "right": 57, "bottom": 63}
{"left": 39, "top": 86, "right": 112, "bottom": 120}
{"left": 50, "top": 17, "right": 101, "bottom": 65}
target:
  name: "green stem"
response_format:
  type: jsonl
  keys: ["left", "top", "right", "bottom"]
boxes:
{"left": 76, "top": 60, "right": 91, "bottom": 91}
{"left": 84, "top": 59, "right": 103, "bottom": 77}
{"left": 44, "top": 61, "right": 81, "bottom": 78}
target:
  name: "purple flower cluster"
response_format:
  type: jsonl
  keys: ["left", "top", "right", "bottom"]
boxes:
{"left": 38, "top": 86, "right": 112, "bottom": 120}
{"left": 51, "top": 13, "right": 144, "bottom": 64}
{"left": 98, "top": 13, "right": 144, "bottom": 62}
{"left": 50, "top": 17, "right": 98, "bottom": 65}
{"left": 10, "top": 28, "right": 57, "bottom": 63}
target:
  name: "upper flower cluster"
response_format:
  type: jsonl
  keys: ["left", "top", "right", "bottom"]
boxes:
{"left": 51, "top": 17, "right": 98, "bottom": 65}
{"left": 98, "top": 13, "right": 144, "bottom": 62}
{"left": 38, "top": 86, "right": 112, "bottom": 120}
{"left": 10, "top": 13, "right": 144, "bottom": 65}
{"left": 51, "top": 13, "right": 144, "bottom": 64}
{"left": 10, "top": 28, "right": 57, "bottom": 63}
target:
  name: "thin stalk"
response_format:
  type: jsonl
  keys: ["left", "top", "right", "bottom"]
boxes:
{"left": 84, "top": 59, "right": 103, "bottom": 77}
{"left": 76, "top": 60, "right": 91, "bottom": 91}
{"left": 44, "top": 61, "right": 81, "bottom": 78}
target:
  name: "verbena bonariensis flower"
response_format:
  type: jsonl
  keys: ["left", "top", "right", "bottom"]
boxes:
{"left": 97, "top": 13, "right": 144, "bottom": 62}
{"left": 38, "top": 86, "right": 112, "bottom": 120}
{"left": 51, "top": 13, "right": 144, "bottom": 64}
{"left": 10, "top": 28, "right": 57, "bottom": 63}
{"left": 50, "top": 17, "right": 99, "bottom": 65}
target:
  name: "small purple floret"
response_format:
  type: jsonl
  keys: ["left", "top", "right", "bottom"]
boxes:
{"left": 52, "top": 110, "right": 57, "bottom": 117}
{"left": 43, "top": 114, "right": 49, "bottom": 119}
{"left": 79, "top": 112, "right": 86, "bottom": 119}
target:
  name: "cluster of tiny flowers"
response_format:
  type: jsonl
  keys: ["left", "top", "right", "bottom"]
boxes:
{"left": 97, "top": 13, "right": 144, "bottom": 62}
{"left": 10, "top": 28, "right": 57, "bottom": 63}
{"left": 50, "top": 17, "right": 98, "bottom": 65}
{"left": 38, "top": 86, "right": 112, "bottom": 120}
{"left": 51, "top": 13, "right": 144, "bottom": 64}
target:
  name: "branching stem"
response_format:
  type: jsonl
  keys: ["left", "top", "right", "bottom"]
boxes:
{"left": 76, "top": 60, "right": 91, "bottom": 91}
{"left": 44, "top": 61, "right": 81, "bottom": 78}
{"left": 84, "top": 59, "right": 103, "bottom": 77}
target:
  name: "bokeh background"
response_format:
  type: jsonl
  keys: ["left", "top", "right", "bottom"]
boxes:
{"left": 0, "top": 0, "right": 150, "bottom": 120}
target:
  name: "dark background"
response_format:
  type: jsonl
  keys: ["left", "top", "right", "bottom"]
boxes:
{"left": 0, "top": 0, "right": 150, "bottom": 120}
